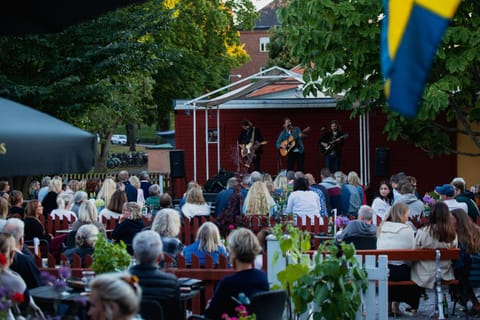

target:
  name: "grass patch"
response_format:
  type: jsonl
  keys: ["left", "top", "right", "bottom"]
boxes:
{"left": 109, "top": 144, "right": 148, "bottom": 153}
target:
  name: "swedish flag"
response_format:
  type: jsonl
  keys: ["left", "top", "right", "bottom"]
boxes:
{"left": 381, "top": 0, "right": 460, "bottom": 118}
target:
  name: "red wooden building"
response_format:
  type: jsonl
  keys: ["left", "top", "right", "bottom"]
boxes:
{"left": 173, "top": 68, "right": 456, "bottom": 197}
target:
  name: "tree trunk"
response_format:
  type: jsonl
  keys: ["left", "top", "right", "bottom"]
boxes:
{"left": 126, "top": 123, "right": 136, "bottom": 152}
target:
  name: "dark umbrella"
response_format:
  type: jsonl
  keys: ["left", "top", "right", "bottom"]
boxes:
{"left": 0, "top": 0, "right": 145, "bottom": 35}
{"left": 0, "top": 97, "right": 96, "bottom": 177}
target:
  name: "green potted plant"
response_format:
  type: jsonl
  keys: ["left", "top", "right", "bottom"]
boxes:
{"left": 272, "top": 223, "right": 368, "bottom": 320}
{"left": 92, "top": 234, "right": 131, "bottom": 274}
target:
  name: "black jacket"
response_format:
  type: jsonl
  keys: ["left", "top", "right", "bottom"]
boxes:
{"left": 129, "top": 263, "right": 182, "bottom": 320}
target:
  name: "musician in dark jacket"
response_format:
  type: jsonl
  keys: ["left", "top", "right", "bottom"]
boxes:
{"left": 319, "top": 120, "right": 345, "bottom": 173}
{"left": 130, "top": 230, "right": 182, "bottom": 320}
{"left": 238, "top": 119, "right": 264, "bottom": 172}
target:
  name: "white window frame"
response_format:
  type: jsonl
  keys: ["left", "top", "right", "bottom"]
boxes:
{"left": 259, "top": 37, "right": 270, "bottom": 52}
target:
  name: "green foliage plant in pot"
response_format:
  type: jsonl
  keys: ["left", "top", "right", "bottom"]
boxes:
{"left": 92, "top": 234, "right": 131, "bottom": 274}
{"left": 272, "top": 223, "right": 368, "bottom": 320}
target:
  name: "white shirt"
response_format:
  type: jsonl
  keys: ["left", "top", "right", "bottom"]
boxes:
{"left": 444, "top": 199, "right": 468, "bottom": 212}
{"left": 371, "top": 197, "right": 391, "bottom": 222}
{"left": 181, "top": 203, "right": 211, "bottom": 219}
{"left": 286, "top": 190, "right": 321, "bottom": 225}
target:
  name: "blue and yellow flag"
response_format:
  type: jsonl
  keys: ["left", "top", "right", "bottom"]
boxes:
{"left": 381, "top": 0, "right": 460, "bottom": 118}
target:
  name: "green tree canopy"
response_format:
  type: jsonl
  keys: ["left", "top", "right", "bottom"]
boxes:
{"left": 271, "top": 0, "right": 480, "bottom": 156}
{"left": 0, "top": 0, "right": 255, "bottom": 169}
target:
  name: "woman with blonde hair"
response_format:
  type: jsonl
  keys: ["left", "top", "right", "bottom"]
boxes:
{"left": 97, "top": 177, "right": 117, "bottom": 209}
{"left": 181, "top": 183, "right": 210, "bottom": 219}
{"left": 41, "top": 177, "right": 63, "bottom": 218}
{"left": 151, "top": 208, "right": 184, "bottom": 262}
{"left": 377, "top": 202, "right": 420, "bottom": 316}
{"left": 112, "top": 202, "right": 145, "bottom": 251}
{"left": 88, "top": 272, "right": 141, "bottom": 320}
{"left": 183, "top": 222, "right": 227, "bottom": 266}
{"left": 67, "top": 200, "right": 106, "bottom": 248}
{"left": 340, "top": 171, "right": 364, "bottom": 217}
{"left": 129, "top": 176, "right": 145, "bottom": 206}
{"left": 273, "top": 174, "right": 288, "bottom": 194}
{"left": 242, "top": 181, "right": 277, "bottom": 216}
{"left": 204, "top": 228, "right": 269, "bottom": 319}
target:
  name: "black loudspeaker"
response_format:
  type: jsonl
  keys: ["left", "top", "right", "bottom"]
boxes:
{"left": 169, "top": 150, "right": 185, "bottom": 178}
{"left": 374, "top": 148, "right": 390, "bottom": 177}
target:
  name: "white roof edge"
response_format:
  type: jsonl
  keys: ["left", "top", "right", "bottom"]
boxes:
{"left": 174, "top": 98, "right": 337, "bottom": 111}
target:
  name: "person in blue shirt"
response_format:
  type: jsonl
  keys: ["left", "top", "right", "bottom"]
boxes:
{"left": 276, "top": 118, "right": 307, "bottom": 172}
{"left": 183, "top": 222, "right": 228, "bottom": 266}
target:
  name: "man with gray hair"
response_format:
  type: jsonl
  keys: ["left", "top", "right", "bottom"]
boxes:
{"left": 139, "top": 171, "right": 152, "bottom": 199}
{"left": 130, "top": 230, "right": 182, "bottom": 320}
{"left": 335, "top": 205, "right": 377, "bottom": 243}
{"left": 3, "top": 218, "right": 42, "bottom": 288}
{"left": 37, "top": 176, "right": 51, "bottom": 202}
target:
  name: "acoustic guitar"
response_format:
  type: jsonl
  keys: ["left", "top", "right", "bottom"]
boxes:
{"left": 320, "top": 133, "right": 348, "bottom": 154}
{"left": 279, "top": 126, "right": 310, "bottom": 157}
{"left": 240, "top": 141, "right": 268, "bottom": 158}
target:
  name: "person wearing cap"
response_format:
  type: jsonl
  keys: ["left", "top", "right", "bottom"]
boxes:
{"left": 451, "top": 178, "right": 480, "bottom": 222}
{"left": 435, "top": 184, "right": 468, "bottom": 213}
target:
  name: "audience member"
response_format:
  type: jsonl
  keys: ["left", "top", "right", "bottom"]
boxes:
{"left": 183, "top": 222, "right": 228, "bottom": 266}
{"left": 67, "top": 200, "right": 105, "bottom": 248}
{"left": 397, "top": 180, "right": 425, "bottom": 228}
{"left": 129, "top": 175, "right": 145, "bottom": 206}
{"left": 0, "top": 197, "right": 8, "bottom": 219}
{"left": 71, "top": 191, "right": 88, "bottom": 215}
{"left": 452, "top": 179, "right": 480, "bottom": 222}
{"left": 130, "top": 230, "right": 182, "bottom": 320}
{"left": 242, "top": 181, "right": 277, "bottom": 216}
{"left": 377, "top": 202, "right": 420, "bottom": 316}
{"left": 435, "top": 183, "right": 468, "bottom": 212}
{"left": 214, "top": 177, "right": 241, "bottom": 218}
{"left": 181, "top": 183, "right": 210, "bottom": 220}
{"left": 28, "top": 180, "right": 40, "bottom": 200}
{"left": 37, "top": 176, "right": 51, "bottom": 202}
{"left": 64, "top": 224, "right": 99, "bottom": 267}
{"left": 24, "top": 200, "right": 52, "bottom": 242}
{"left": 371, "top": 180, "right": 393, "bottom": 223}
{"left": 0, "top": 233, "right": 44, "bottom": 319}
{"left": 336, "top": 205, "right": 376, "bottom": 243}
{"left": 3, "top": 218, "right": 42, "bottom": 289}
{"left": 320, "top": 168, "right": 342, "bottom": 213}
{"left": 41, "top": 177, "right": 62, "bottom": 218}
{"left": 0, "top": 180, "right": 10, "bottom": 199}
{"left": 450, "top": 208, "right": 480, "bottom": 314}
{"left": 139, "top": 171, "right": 152, "bottom": 200}
{"left": 151, "top": 209, "right": 184, "bottom": 264}
{"left": 112, "top": 202, "right": 145, "bottom": 250}
{"left": 390, "top": 172, "right": 406, "bottom": 203}
{"left": 118, "top": 170, "right": 138, "bottom": 202}
{"left": 8, "top": 190, "right": 24, "bottom": 219}
{"left": 96, "top": 177, "right": 117, "bottom": 209}
{"left": 412, "top": 202, "right": 457, "bottom": 290}
{"left": 50, "top": 193, "right": 76, "bottom": 222}
{"left": 99, "top": 190, "right": 127, "bottom": 221}
{"left": 285, "top": 177, "right": 321, "bottom": 225}
{"left": 145, "top": 184, "right": 162, "bottom": 212}
{"left": 203, "top": 228, "right": 269, "bottom": 319}
{"left": 88, "top": 272, "right": 141, "bottom": 320}
{"left": 305, "top": 173, "right": 330, "bottom": 216}
{"left": 340, "top": 171, "right": 364, "bottom": 217}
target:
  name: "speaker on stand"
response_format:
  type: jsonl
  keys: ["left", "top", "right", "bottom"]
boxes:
{"left": 374, "top": 147, "right": 390, "bottom": 177}
{"left": 169, "top": 150, "right": 185, "bottom": 199}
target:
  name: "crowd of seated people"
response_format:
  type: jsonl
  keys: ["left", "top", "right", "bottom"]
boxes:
{"left": 2, "top": 170, "right": 480, "bottom": 318}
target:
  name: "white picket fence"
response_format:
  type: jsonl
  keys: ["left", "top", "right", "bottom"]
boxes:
{"left": 266, "top": 236, "right": 389, "bottom": 320}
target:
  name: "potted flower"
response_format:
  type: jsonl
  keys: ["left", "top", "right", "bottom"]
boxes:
{"left": 272, "top": 223, "right": 368, "bottom": 319}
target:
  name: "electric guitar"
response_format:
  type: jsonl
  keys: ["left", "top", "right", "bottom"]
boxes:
{"left": 240, "top": 141, "right": 268, "bottom": 158}
{"left": 320, "top": 133, "right": 348, "bottom": 154}
{"left": 279, "top": 126, "right": 310, "bottom": 157}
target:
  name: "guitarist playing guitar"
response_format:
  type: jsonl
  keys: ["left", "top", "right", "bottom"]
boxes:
{"left": 276, "top": 117, "right": 310, "bottom": 171}
{"left": 238, "top": 119, "right": 266, "bottom": 172}
{"left": 319, "top": 120, "right": 347, "bottom": 172}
